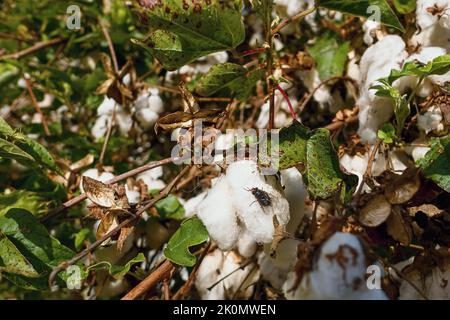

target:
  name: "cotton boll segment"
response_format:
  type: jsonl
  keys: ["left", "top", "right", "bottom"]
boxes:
{"left": 195, "top": 250, "right": 259, "bottom": 300}
{"left": 197, "top": 176, "right": 240, "bottom": 251}
{"left": 357, "top": 35, "right": 408, "bottom": 144}
{"left": 226, "top": 160, "right": 290, "bottom": 244}
{"left": 182, "top": 191, "right": 207, "bottom": 218}
{"left": 280, "top": 168, "right": 308, "bottom": 233}
{"left": 80, "top": 168, "right": 115, "bottom": 193}
{"left": 137, "top": 167, "right": 166, "bottom": 191}
{"left": 237, "top": 228, "right": 258, "bottom": 258}
{"left": 417, "top": 106, "right": 444, "bottom": 133}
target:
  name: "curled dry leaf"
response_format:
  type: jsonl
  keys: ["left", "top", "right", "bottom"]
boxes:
{"left": 155, "top": 108, "right": 226, "bottom": 132}
{"left": 270, "top": 215, "right": 290, "bottom": 258}
{"left": 385, "top": 168, "right": 420, "bottom": 204}
{"left": 96, "top": 211, "right": 120, "bottom": 246}
{"left": 359, "top": 194, "right": 392, "bottom": 227}
{"left": 117, "top": 226, "right": 134, "bottom": 252}
{"left": 82, "top": 176, "right": 130, "bottom": 211}
{"left": 386, "top": 206, "right": 412, "bottom": 245}
{"left": 70, "top": 154, "right": 95, "bottom": 172}
{"left": 408, "top": 204, "right": 444, "bottom": 218}
{"left": 179, "top": 82, "right": 199, "bottom": 114}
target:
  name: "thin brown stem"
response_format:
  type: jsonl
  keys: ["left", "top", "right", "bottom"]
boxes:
{"left": 41, "top": 157, "right": 176, "bottom": 222}
{"left": 100, "top": 20, "right": 119, "bottom": 73}
{"left": 0, "top": 38, "right": 64, "bottom": 61}
{"left": 271, "top": 6, "right": 317, "bottom": 35}
{"left": 24, "top": 76, "right": 51, "bottom": 136}
{"left": 98, "top": 104, "right": 116, "bottom": 165}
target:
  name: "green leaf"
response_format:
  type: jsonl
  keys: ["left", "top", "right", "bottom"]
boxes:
{"left": 164, "top": 217, "right": 209, "bottom": 267}
{"left": 316, "top": 0, "right": 404, "bottom": 31}
{"left": 384, "top": 54, "right": 450, "bottom": 85}
{"left": 0, "top": 190, "right": 56, "bottom": 218}
{"left": 0, "top": 233, "right": 39, "bottom": 278}
{"left": 0, "top": 209, "right": 75, "bottom": 289}
{"left": 80, "top": 253, "right": 145, "bottom": 280}
{"left": 377, "top": 123, "right": 396, "bottom": 144}
{"left": 155, "top": 194, "right": 185, "bottom": 220}
{"left": 73, "top": 228, "right": 91, "bottom": 251}
{"left": 307, "top": 32, "right": 350, "bottom": 80}
{"left": 0, "top": 137, "right": 35, "bottom": 165}
{"left": 134, "top": 0, "right": 245, "bottom": 70}
{"left": 196, "top": 63, "right": 264, "bottom": 99}
{"left": 276, "top": 121, "right": 311, "bottom": 170}
{"left": 0, "top": 116, "right": 61, "bottom": 174}
{"left": 392, "top": 0, "right": 416, "bottom": 14}
{"left": 417, "top": 135, "right": 450, "bottom": 193}
{"left": 305, "top": 129, "right": 358, "bottom": 202}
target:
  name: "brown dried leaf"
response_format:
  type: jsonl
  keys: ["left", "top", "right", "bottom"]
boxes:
{"left": 385, "top": 168, "right": 421, "bottom": 204}
{"left": 386, "top": 206, "right": 412, "bottom": 245}
{"left": 96, "top": 212, "right": 120, "bottom": 246}
{"left": 87, "top": 203, "right": 107, "bottom": 220}
{"left": 408, "top": 204, "right": 444, "bottom": 218}
{"left": 359, "top": 194, "right": 392, "bottom": 227}
{"left": 83, "top": 176, "right": 116, "bottom": 208}
{"left": 270, "top": 215, "right": 290, "bottom": 258}
{"left": 117, "top": 226, "right": 134, "bottom": 252}
{"left": 155, "top": 108, "right": 226, "bottom": 132}
{"left": 179, "top": 82, "right": 199, "bottom": 114}
{"left": 70, "top": 154, "right": 94, "bottom": 172}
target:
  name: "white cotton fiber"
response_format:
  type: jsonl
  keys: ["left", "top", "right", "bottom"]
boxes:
{"left": 197, "top": 176, "right": 240, "bottom": 251}
{"left": 417, "top": 106, "right": 444, "bottom": 133}
{"left": 226, "top": 160, "right": 290, "bottom": 244}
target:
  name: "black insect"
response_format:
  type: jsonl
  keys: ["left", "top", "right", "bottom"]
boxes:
{"left": 246, "top": 187, "right": 272, "bottom": 207}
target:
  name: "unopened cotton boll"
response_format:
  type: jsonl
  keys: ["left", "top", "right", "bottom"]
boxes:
{"left": 226, "top": 160, "right": 290, "bottom": 244}
{"left": 197, "top": 176, "right": 240, "bottom": 251}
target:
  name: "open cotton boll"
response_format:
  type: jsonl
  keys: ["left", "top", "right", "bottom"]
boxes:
{"left": 237, "top": 228, "right": 258, "bottom": 258}
{"left": 195, "top": 249, "right": 226, "bottom": 299}
{"left": 97, "top": 97, "right": 117, "bottom": 116}
{"left": 256, "top": 90, "right": 298, "bottom": 129}
{"left": 362, "top": 20, "right": 382, "bottom": 45}
{"left": 290, "top": 232, "right": 387, "bottom": 299}
{"left": 136, "top": 108, "right": 159, "bottom": 129}
{"left": 417, "top": 106, "right": 444, "bottom": 133}
{"left": 137, "top": 167, "right": 166, "bottom": 190}
{"left": 412, "top": 0, "right": 450, "bottom": 49}
{"left": 91, "top": 114, "right": 110, "bottom": 140}
{"left": 357, "top": 35, "right": 408, "bottom": 144}
{"left": 280, "top": 168, "right": 308, "bottom": 233}
{"left": 182, "top": 191, "right": 207, "bottom": 218}
{"left": 196, "top": 250, "right": 259, "bottom": 300}
{"left": 298, "top": 69, "right": 333, "bottom": 109}
{"left": 226, "top": 160, "right": 290, "bottom": 244}
{"left": 197, "top": 176, "right": 240, "bottom": 251}
{"left": 125, "top": 185, "right": 141, "bottom": 205}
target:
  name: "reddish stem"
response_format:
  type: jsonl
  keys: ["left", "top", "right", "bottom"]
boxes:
{"left": 276, "top": 84, "right": 297, "bottom": 121}
{"left": 241, "top": 47, "right": 267, "bottom": 57}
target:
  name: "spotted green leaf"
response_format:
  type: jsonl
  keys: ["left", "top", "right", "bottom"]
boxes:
{"left": 134, "top": 0, "right": 245, "bottom": 70}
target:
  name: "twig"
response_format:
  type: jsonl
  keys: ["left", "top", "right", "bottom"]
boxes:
{"left": 24, "top": 76, "right": 51, "bottom": 136}
{"left": 49, "top": 165, "right": 190, "bottom": 289}
{"left": 100, "top": 20, "right": 119, "bottom": 73}
{"left": 207, "top": 259, "right": 254, "bottom": 291}
{"left": 122, "top": 260, "right": 175, "bottom": 300}
{"left": 271, "top": 6, "right": 317, "bottom": 35}
{"left": 40, "top": 157, "right": 175, "bottom": 222}
{"left": 0, "top": 38, "right": 64, "bottom": 61}
{"left": 172, "top": 242, "right": 211, "bottom": 300}
{"left": 98, "top": 104, "right": 117, "bottom": 165}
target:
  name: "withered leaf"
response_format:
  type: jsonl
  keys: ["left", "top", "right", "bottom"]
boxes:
{"left": 70, "top": 154, "right": 94, "bottom": 172}
{"left": 155, "top": 108, "right": 226, "bottom": 132}
{"left": 408, "top": 204, "right": 444, "bottom": 218}
{"left": 386, "top": 206, "right": 412, "bottom": 245}
{"left": 117, "top": 226, "right": 134, "bottom": 252}
{"left": 359, "top": 194, "right": 392, "bottom": 227}
{"left": 385, "top": 168, "right": 420, "bottom": 204}
{"left": 83, "top": 176, "right": 116, "bottom": 208}
{"left": 270, "top": 215, "right": 290, "bottom": 258}
{"left": 96, "top": 212, "right": 120, "bottom": 246}
{"left": 179, "top": 82, "right": 199, "bottom": 114}
{"left": 87, "top": 203, "right": 107, "bottom": 220}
